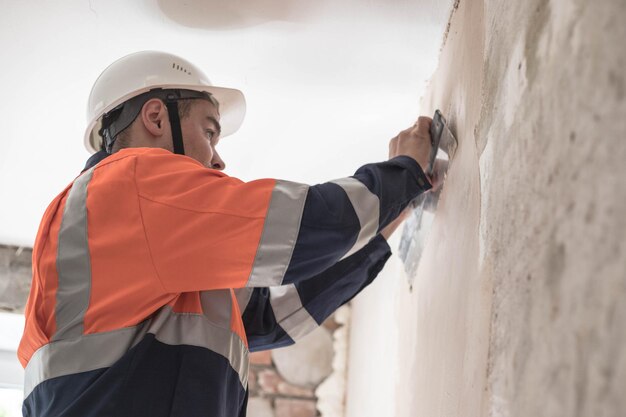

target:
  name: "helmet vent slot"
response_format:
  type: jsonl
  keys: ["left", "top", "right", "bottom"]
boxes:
{"left": 172, "top": 62, "right": 190, "bottom": 75}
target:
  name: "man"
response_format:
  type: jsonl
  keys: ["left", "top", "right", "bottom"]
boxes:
{"left": 19, "top": 51, "right": 435, "bottom": 417}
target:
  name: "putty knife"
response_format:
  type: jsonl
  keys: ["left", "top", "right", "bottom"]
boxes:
{"left": 398, "top": 110, "right": 457, "bottom": 288}
{"left": 408, "top": 109, "right": 457, "bottom": 209}
{"left": 426, "top": 109, "right": 457, "bottom": 175}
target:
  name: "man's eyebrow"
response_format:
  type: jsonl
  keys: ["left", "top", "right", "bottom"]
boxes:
{"left": 206, "top": 116, "right": 222, "bottom": 135}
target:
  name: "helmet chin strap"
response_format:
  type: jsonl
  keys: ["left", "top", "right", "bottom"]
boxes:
{"left": 165, "top": 97, "right": 185, "bottom": 155}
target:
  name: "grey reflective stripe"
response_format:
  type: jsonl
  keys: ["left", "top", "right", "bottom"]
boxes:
{"left": 234, "top": 287, "right": 254, "bottom": 313}
{"left": 24, "top": 321, "right": 149, "bottom": 399}
{"left": 330, "top": 177, "right": 380, "bottom": 260}
{"left": 200, "top": 289, "right": 232, "bottom": 327}
{"left": 148, "top": 307, "right": 248, "bottom": 388}
{"left": 246, "top": 180, "right": 309, "bottom": 287}
{"left": 24, "top": 306, "right": 249, "bottom": 399}
{"left": 53, "top": 167, "right": 95, "bottom": 341}
{"left": 269, "top": 284, "right": 319, "bottom": 342}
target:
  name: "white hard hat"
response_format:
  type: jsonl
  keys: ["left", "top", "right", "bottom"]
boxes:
{"left": 84, "top": 50, "right": 246, "bottom": 154}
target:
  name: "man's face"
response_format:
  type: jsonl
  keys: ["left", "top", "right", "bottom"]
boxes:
{"left": 179, "top": 99, "right": 225, "bottom": 170}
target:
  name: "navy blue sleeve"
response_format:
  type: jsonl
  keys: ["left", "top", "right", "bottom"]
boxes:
{"left": 240, "top": 234, "right": 392, "bottom": 352}
{"left": 353, "top": 156, "right": 431, "bottom": 231}
{"left": 281, "top": 156, "right": 430, "bottom": 285}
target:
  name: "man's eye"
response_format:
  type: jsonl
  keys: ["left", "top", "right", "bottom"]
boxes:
{"left": 205, "top": 130, "right": 215, "bottom": 140}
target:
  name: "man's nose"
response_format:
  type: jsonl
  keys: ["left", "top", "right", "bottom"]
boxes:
{"left": 211, "top": 152, "right": 226, "bottom": 171}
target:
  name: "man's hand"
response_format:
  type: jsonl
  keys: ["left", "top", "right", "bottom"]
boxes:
{"left": 388, "top": 116, "right": 433, "bottom": 171}
{"left": 429, "top": 159, "right": 448, "bottom": 192}
{"left": 380, "top": 116, "right": 436, "bottom": 241}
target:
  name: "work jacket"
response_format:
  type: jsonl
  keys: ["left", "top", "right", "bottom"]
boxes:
{"left": 18, "top": 147, "right": 431, "bottom": 417}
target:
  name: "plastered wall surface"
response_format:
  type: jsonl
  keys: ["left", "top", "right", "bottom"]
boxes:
{"left": 478, "top": 0, "right": 626, "bottom": 414}
{"left": 346, "top": 0, "right": 626, "bottom": 415}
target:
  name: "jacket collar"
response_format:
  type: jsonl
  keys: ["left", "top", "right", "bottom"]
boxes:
{"left": 82, "top": 150, "right": 110, "bottom": 172}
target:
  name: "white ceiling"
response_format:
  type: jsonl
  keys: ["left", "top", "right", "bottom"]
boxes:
{"left": 0, "top": 0, "right": 453, "bottom": 247}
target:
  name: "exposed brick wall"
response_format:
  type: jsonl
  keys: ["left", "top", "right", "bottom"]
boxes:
{"left": 249, "top": 353, "right": 318, "bottom": 417}
{"left": 0, "top": 244, "right": 32, "bottom": 313}
{"left": 246, "top": 316, "right": 341, "bottom": 417}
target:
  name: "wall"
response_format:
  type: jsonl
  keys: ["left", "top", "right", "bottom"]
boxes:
{"left": 0, "top": 245, "right": 30, "bottom": 388}
{"left": 346, "top": 0, "right": 626, "bottom": 415}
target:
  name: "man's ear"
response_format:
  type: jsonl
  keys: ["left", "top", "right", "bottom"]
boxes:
{"left": 140, "top": 98, "right": 168, "bottom": 137}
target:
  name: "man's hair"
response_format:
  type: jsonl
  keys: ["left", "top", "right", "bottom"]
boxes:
{"left": 111, "top": 98, "right": 197, "bottom": 153}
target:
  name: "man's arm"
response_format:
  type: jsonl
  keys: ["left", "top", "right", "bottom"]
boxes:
{"left": 134, "top": 118, "right": 433, "bottom": 292}
{"left": 235, "top": 233, "right": 392, "bottom": 351}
